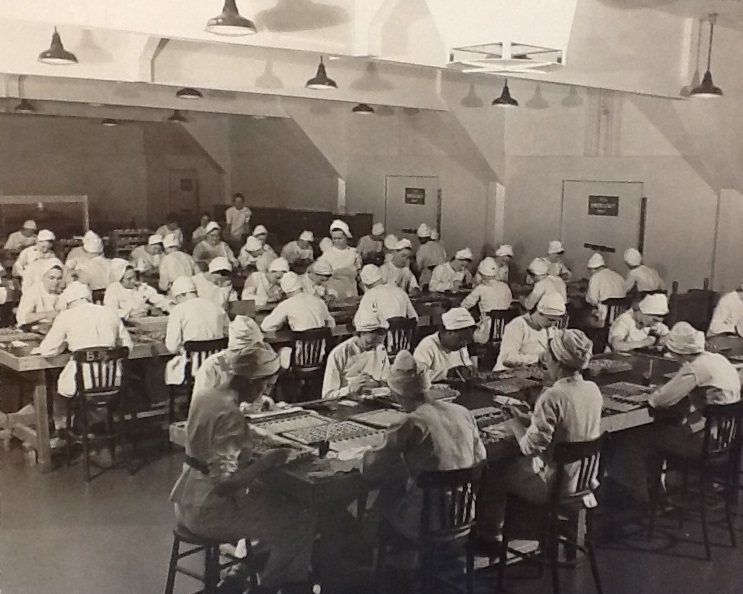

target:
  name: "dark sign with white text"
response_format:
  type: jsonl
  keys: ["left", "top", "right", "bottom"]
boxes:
{"left": 588, "top": 195, "right": 619, "bottom": 217}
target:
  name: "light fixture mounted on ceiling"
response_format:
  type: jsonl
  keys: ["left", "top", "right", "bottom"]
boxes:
{"left": 167, "top": 110, "right": 187, "bottom": 123}
{"left": 38, "top": 27, "right": 78, "bottom": 65}
{"left": 176, "top": 87, "right": 204, "bottom": 100}
{"left": 352, "top": 103, "right": 375, "bottom": 114}
{"left": 15, "top": 99, "right": 36, "bottom": 114}
{"left": 690, "top": 14, "right": 723, "bottom": 98}
{"left": 492, "top": 79, "right": 519, "bottom": 107}
{"left": 206, "top": 0, "right": 257, "bottom": 36}
{"left": 102, "top": 118, "right": 118, "bottom": 127}
{"left": 306, "top": 57, "right": 337, "bottom": 90}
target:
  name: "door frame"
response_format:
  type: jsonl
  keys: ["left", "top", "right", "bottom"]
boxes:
{"left": 384, "top": 175, "right": 442, "bottom": 236}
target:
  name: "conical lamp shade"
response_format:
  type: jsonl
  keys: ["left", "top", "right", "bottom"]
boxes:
{"left": 168, "top": 110, "right": 187, "bottom": 123}
{"left": 492, "top": 81, "right": 518, "bottom": 107}
{"left": 176, "top": 87, "right": 203, "bottom": 100}
{"left": 38, "top": 28, "right": 78, "bottom": 65}
{"left": 352, "top": 103, "right": 374, "bottom": 114}
{"left": 206, "top": 0, "right": 257, "bottom": 36}
{"left": 690, "top": 70, "right": 723, "bottom": 98}
{"left": 15, "top": 99, "right": 36, "bottom": 114}
{"left": 306, "top": 58, "right": 337, "bottom": 90}
{"left": 102, "top": 118, "right": 118, "bottom": 127}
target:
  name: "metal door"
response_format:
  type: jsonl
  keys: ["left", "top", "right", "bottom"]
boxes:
{"left": 384, "top": 176, "right": 441, "bottom": 239}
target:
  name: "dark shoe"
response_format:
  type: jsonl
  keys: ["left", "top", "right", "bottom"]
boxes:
{"left": 217, "top": 565, "right": 251, "bottom": 594}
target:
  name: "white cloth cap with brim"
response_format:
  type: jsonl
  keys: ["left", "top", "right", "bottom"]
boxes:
{"left": 477, "top": 257, "right": 499, "bottom": 277}
{"left": 372, "top": 223, "right": 385, "bottom": 236}
{"left": 388, "top": 350, "right": 430, "bottom": 395}
{"left": 61, "top": 281, "right": 92, "bottom": 304}
{"left": 82, "top": 231, "right": 103, "bottom": 254}
{"left": 624, "top": 248, "right": 643, "bottom": 267}
{"left": 23, "top": 220, "right": 37, "bottom": 231}
{"left": 228, "top": 316, "right": 263, "bottom": 350}
{"left": 548, "top": 240, "right": 565, "bottom": 255}
{"left": 39, "top": 258, "right": 64, "bottom": 279}
{"left": 430, "top": 230, "right": 439, "bottom": 241}
{"left": 353, "top": 310, "right": 389, "bottom": 332}
{"left": 495, "top": 244, "right": 514, "bottom": 258}
{"left": 666, "top": 322, "right": 705, "bottom": 355}
{"left": 639, "top": 293, "right": 669, "bottom": 316}
{"left": 417, "top": 223, "right": 432, "bottom": 238}
{"left": 550, "top": 329, "right": 593, "bottom": 370}
{"left": 148, "top": 234, "right": 163, "bottom": 246}
{"left": 587, "top": 253, "right": 605, "bottom": 269}
{"left": 330, "top": 219, "right": 352, "bottom": 238}
{"left": 268, "top": 257, "right": 290, "bottom": 273}
{"left": 163, "top": 234, "right": 180, "bottom": 249}
{"left": 383, "top": 234, "right": 399, "bottom": 250}
{"left": 536, "top": 292, "right": 567, "bottom": 316}
{"left": 171, "top": 275, "right": 197, "bottom": 297}
{"left": 110, "top": 258, "right": 131, "bottom": 283}
{"left": 312, "top": 260, "right": 333, "bottom": 276}
{"left": 396, "top": 238, "right": 412, "bottom": 251}
{"left": 360, "top": 264, "right": 382, "bottom": 286}
{"left": 528, "top": 257, "right": 549, "bottom": 276}
{"left": 252, "top": 225, "right": 268, "bottom": 237}
{"left": 205, "top": 221, "right": 221, "bottom": 234}
{"left": 209, "top": 257, "right": 233, "bottom": 274}
{"left": 441, "top": 307, "right": 476, "bottom": 331}
{"left": 37, "top": 229, "right": 55, "bottom": 243}
{"left": 299, "top": 230, "right": 314, "bottom": 242}
{"left": 454, "top": 248, "right": 473, "bottom": 261}
{"left": 244, "top": 236, "right": 263, "bottom": 252}
{"left": 280, "top": 271, "right": 302, "bottom": 294}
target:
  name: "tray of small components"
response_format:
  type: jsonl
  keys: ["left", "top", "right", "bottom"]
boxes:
{"left": 248, "top": 409, "right": 333, "bottom": 435}
{"left": 482, "top": 377, "right": 541, "bottom": 395}
{"left": 248, "top": 429, "right": 316, "bottom": 464}
{"left": 351, "top": 408, "right": 407, "bottom": 429}
{"left": 470, "top": 406, "right": 506, "bottom": 428}
{"left": 0, "top": 328, "right": 43, "bottom": 343}
{"left": 601, "top": 382, "right": 653, "bottom": 414}
{"left": 281, "top": 420, "right": 386, "bottom": 453}
{"left": 587, "top": 358, "right": 633, "bottom": 376}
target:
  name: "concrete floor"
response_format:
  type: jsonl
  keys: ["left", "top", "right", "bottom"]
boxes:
{"left": 1, "top": 448, "right": 743, "bottom": 594}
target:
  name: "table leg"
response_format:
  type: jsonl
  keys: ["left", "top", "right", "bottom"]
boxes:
{"left": 10, "top": 370, "right": 52, "bottom": 473}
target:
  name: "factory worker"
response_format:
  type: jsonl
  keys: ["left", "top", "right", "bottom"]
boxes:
{"left": 260, "top": 272, "right": 335, "bottom": 334}
{"left": 379, "top": 238, "right": 420, "bottom": 295}
{"left": 193, "top": 257, "right": 238, "bottom": 310}
{"left": 65, "top": 230, "right": 101, "bottom": 267}
{"left": 299, "top": 259, "right": 333, "bottom": 298}
{"left": 104, "top": 259, "right": 172, "bottom": 320}
{"left": 224, "top": 192, "right": 251, "bottom": 251}
{"left": 250, "top": 225, "right": 278, "bottom": 260}
{"left": 609, "top": 293, "right": 670, "bottom": 352}
{"left": 241, "top": 257, "right": 289, "bottom": 308}
{"left": 238, "top": 235, "right": 275, "bottom": 273}
{"left": 316, "top": 219, "right": 362, "bottom": 299}
{"left": 709, "top": 283, "right": 743, "bottom": 336}
{"left": 15, "top": 259, "right": 65, "bottom": 326}
{"left": 155, "top": 212, "right": 183, "bottom": 248}
{"left": 584, "top": 252, "right": 627, "bottom": 323}
{"left": 414, "top": 307, "right": 476, "bottom": 383}
{"left": 492, "top": 244, "right": 514, "bottom": 283}
{"left": 36, "top": 281, "right": 133, "bottom": 399}
{"left": 524, "top": 258, "right": 568, "bottom": 312}
{"left": 322, "top": 311, "right": 390, "bottom": 399}
{"left": 130, "top": 234, "right": 163, "bottom": 276}
{"left": 13, "top": 229, "right": 56, "bottom": 284}
{"left": 415, "top": 224, "right": 448, "bottom": 288}
{"left": 382, "top": 234, "right": 399, "bottom": 264}
{"left": 191, "top": 213, "right": 211, "bottom": 246}
{"left": 540, "top": 240, "right": 572, "bottom": 282}
{"left": 357, "top": 222, "right": 386, "bottom": 265}
{"left": 361, "top": 350, "right": 486, "bottom": 540}
{"left": 191, "top": 222, "right": 236, "bottom": 270}
{"left": 73, "top": 232, "right": 111, "bottom": 291}
{"left": 428, "top": 248, "right": 474, "bottom": 293}
{"left": 165, "top": 276, "right": 229, "bottom": 386}
{"left": 461, "top": 258, "right": 513, "bottom": 344}
{"left": 4, "top": 219, "right": 37, "bottom": 251}
{"left": 495, "top": 293, "right": 565, "bottom": 371}
{"left": 357, "top": 264, "right": 418, "bottom": 323}
{"left": 622, "top": 248, "right": 665, "bottom": 294}
{"left": 159, "top": 234, "right": 198, "bottom": 292}
{"left": 170, "top": 344, "right": 318, "bottom": 592}
{"left": 280, "top": 231, "right": 315, "bottom": 267}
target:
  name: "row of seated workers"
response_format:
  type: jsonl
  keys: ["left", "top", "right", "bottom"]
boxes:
{"left": 2, "top": 209, "right": 743, "bottom": 593}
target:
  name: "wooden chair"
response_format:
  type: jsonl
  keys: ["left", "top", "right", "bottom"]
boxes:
{"left": 288, "top": 327, "right": 333, "bottom": 401}
{"left": 475, "top": 307, "right": 519, "bottom": 368}
{"left": 498, "top": 435, "right": 606, "bottom": 594}
{"left": 169, "top": 338, "right": 228, "bottom": 424}
{"left": 385, "top": 316, "right": 418, "bottom": 361}
{"left": 593, "top": 296, "right": 633, "bottom": 352}
{"left": 91, "top": 288, "right": 106, "bottom": 305}
{"left": 375, "top": 462, "right": 485, "bottom": 594}
{"left": 647, "top": 401, "right": 743, "bottom": 560}
{"left": 65, "top": 346, "right": 131, "bottom": 482}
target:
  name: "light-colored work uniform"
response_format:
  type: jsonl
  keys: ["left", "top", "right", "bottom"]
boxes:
{"left": 357, "top": 284, "right": 418, "bottom": 323}
{"left": 280, "top": 241, "right": 314, "bottom": 266}
{"left": 357, "top": 235, "right": 384, "bottom": 264}
{"left": 298, "top": 273, "right": 325, "bottom": 298}
{"left": 416, "top": 242, "right": 448, "bottom": 287}
{"left": 4, "top": 231, "right": 36, "bottom": 252}
{"left": 193, "top": 273, "right": 237, "bottom": 311}
{"left": 103, "top": 282, "right": 172, "bottom": 320}
{"left": 322, "top": 337, "right": 390, "bottom": 399}
{"left": 192, "top": 242, "right": 236, "bottom": 268}
{"left": 623, "top": 265, "right": 664, "bottom": 293}
{"left": 260, "top": 293, "right": 335, "bottom": 333}
{"left": 524, "top": 276, "right": 567, "bottom": 312}
{"left": 379, "top": 263, "right": 419, "bottom": 295}
{"left": 238, "top": 246, "right": 276, "bottom": 272}
{"left": 461, "top": 281, "right": 513, "bottom": 344}
{"left": 224, "top": 206, "right": 251, "bottom": 240}
{"left": 13, "top": 247, "right": 54, "bottom": 283}
{"left": 586, "top": 268, "right": 627, "bottom": 323}
{"left": 191, "top": 225, "right": 209, "bottom": 246}
{"left": 76, "top": 256, "right": 112, "bottom": 291}
{"left": 708, "top": 291, "right": 743, "bottom": 336}
{"left": 159, "top": 251, "right": 198, "bottom": 292}
{"left": 495, "top": 315, "right": 550, "bottom": 371}
{"left": 130, "top": 245, "right": 162, "bottom": 275}
{"left": 15, "top": 283, "right": 61, "bottom": 326}
{"left": 540, "top": 258, "right": 573, "bottom": 282}
{"left": 317, "top": 247, "right": 362, "bottom": 299}
{"left": 156, "top": 226, "right": 183, "bottom": 247}
{"left": 428, "top": 263, "right": 472, "bottom": 293}
{"left": 241, "top": 272, "right": 283, "bottom": 308}
{"left": 413, "top": 333, "right": 473, "bottom": 384}
{"left": 608, "top": 311, "right": 669, "bottom": 348}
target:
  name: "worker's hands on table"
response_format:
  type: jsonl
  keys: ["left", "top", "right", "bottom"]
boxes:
{"left": 502, "top": 402, "right": 531, "bottom": 425}
{"left": 348, "top": 375, "right": 374, "bottom": 395}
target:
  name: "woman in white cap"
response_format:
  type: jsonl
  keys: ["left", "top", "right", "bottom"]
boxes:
{"left": 357, "top": 222, "right": 386, "bottom": 266}
{"left": 15, "top": 259, "right": 65, "bottom": 326}
{"left": 584, "top": 252, "right": 626, "bottom": 324}
{"left": 250, "top": 224, "right": 278, "bottom": 261}
{"left": 4, "top": 219, "right": 37, "bottom": 251}
{"left": 461, "top": 258, "right": 513, "bottom": 344}
{"left": 322, "top": 311, "right": 390, "bottom": 399}
{"left": 165, "top": 276, "right": 229, "bottom": 386}
{"left": 380, "top": 238, "right": 421, "bottom": 296}
{"left": 155, "top": 212, "right": 184, "bottom": 249}
{"left": 130, "top": 234, "right": 164, "bottom": 276}
{"left": 609, "top": 293, "right": 669, "bottom": 352}
{"left": 104, "top": 259, "right": 173, "bottom": 320}
{"left": 414, "top": 307, "right": 476, "bottom": 383}
{"left": 241, "top": 257, "right": 289, "bottom": 308}
{"left": 238, "top": 235, "right": 274, "bottom": 272}
{"left": 492, "top": 244, "right": 514, "bottom": 283}
{"left": 170, "top": 344, "right": 319, "bottom": 594}
{"left": 280, "top": 231, "right": 315, "bottom": 267}
{"left": 159, "top": 235, "right": 199, "bottom": 292}
{"left": 299, "top": 259, "right": 333, "bottom": 299}
{"left": 64, "top": 230, "right": 101, "bottom": 267}
{"left": 613, "top": 322, "right": 741, "bottom": 502}
{"left": 357, "top": 264, "right": 418, "bottom": 323}
{"left": 541, "top": 240, "right": 572, "bottom": 282}
{"left": 13, "top": 229, "right": 57, "bottom": 286}
{"left": 191, "top": 222, "right": 236, "bottom": 270}
{"left": 316, "top": 219, "right": 362, "bottom": 299}
{"left": 260, "top": 272, "right": 335, "bottom": 334}
{"left": 708, "top": 284, "right": 743, "bottom": 337}
{"left": 622, "top": 248, "right": 665, "bottom": 294}
{"left": 192, "top": 257, "right": 238, "bottom": 310}
{"left": 190, "top": 213, "right": 212, "bottom": 246}
{"left": 361, "top": 350, "right": 486, "bottom": 540}
{"left": 428, "top": 248, "right": 474, "bottom": 293}
{"left": 74, "top": 232, "right": 112, "bottom": 292}
{"left": 523, "top": 257, "right": 567, "bottom": 312}
{"left": 414, "top": 226, "right": 448, "bottom": 289}
{"left": 495, "top": 293, "right": 566, "bottom": 371}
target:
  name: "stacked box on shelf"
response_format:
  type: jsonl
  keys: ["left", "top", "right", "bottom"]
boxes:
{"left": 110, "top": 229, "right": 153, "bottom": 258}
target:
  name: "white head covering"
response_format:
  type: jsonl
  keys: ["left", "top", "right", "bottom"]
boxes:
{"left": 430, "top": 230, "right": 439, "bottom": 241}
{"left": 454, "top": 248, "right": 473, "bottom": 261}
{"left": 148, "top": 234, "right": 163, "bottom": 246}
{"left": 39, "top": 258, "right": 64, "bottom": 279}
{"left": 37, "top": 229, "right": 55, "bottom": 243}
{"left": 548, "top": 240, "right": 565, "bottom": 255}
{"left": 353, "top": 310, "right": 388, "bottom": 332}
{"left": 268, "top": 257, "right": 290, "bottom": 273}
{"left": 319, "top": 237, "right": 333, "bottom": 253}
{"left": 23, "top": 220, "right": 37, "bottom": 231}
{"left": 252, "top": 225, "right": 268, "bottom": 237}
{"left": 228, "top": 316, "right": 263, "bottom": 350}
{"left": 528, "top": 257, "right": 549, "bottom": 276}
{"left": 232, "top": 342, "right": 281, "bottom": 379}
{"left": 587, "top": 253, "right": 605, "bottom": 269}
{"left": 549, "top": 329, "right": 593, "bottom": 370}
{"left": 624, "top": 248, "right": 643, "bottom": 267}
{"left": 388, "top": 350, "right": 430, "bottom": 396}
{"left": 244, "top": 236, "right": 263, "bottom": 252}
{"left": 495, "top": 244, "right": 514, "bottom": 258}
{"left": 360, "top": 264, "right": 382, "bottom": 286}
{"left": 61, "top": 281, "right": 92, "bottom": 304}
{"left": 639, "top": 294, "right": 669, "bottom": 316}
{"left": 383, "top": 234, "right": 399, "bottom": 250}
{"left": 110, "top": 258, "right": 131, "bottom": 283}
{"left": 417, "top": 223, "right": 432, "bottom": 238}
{"left": 172, "top": 276, "right": 197, "bottom": 297}
{"left": 82, "top": 231, "right": 103, "bottom": 254}
{"left": 299, "top": 230, "right": 314, "bottom": 242}
{"left": 163, "top": 234, "right": 181, "bottom": 249}
{"left": 205, "top": 221, "right": 221, "bottom": 234}
{"left": 330, "top": 219, "right": 352, "bottom": 238}
{"left": 536, "top": 293, "right": 567, "bottom": 316}
{"left": 396, "top": 238, "right": 412, "bottom": 251}
{"left": 209, "top": 257, "right": 233, "bottom": 274}
{"left": 280, "top": 271, "right": 302, "bottom": 294}
{"left": 372, "top": 223, "right": 385, "bottom": 236}
{"left": 312, "top": 260, "right": 333, "bottom": 276}
{"left": 441, "top": 307, "right": 476, "bottom": 331}
{"left": 665, "top": 322, "right": 705, "bottom": 355}
{"left": 477, "top": 257, "right": 499, "bottom": 277}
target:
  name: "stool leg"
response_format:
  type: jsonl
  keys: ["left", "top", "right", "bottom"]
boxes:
{"left": 465, "top": 535, "right": 475, "bottom": 594}
{"left": 496, "top": 508, "right": 511, "bottom": 593}
{"left": 80, "top": 396, "right": 91, "bottom": 482}
{"left": 548, "top": 514, "right": 561, "bottom": 594}
{"left": 204, "top": 546, "right": 220, "bottom": 593}
{"left": 647, "top": 457, "right": 663, "bottom": 540}
{"left": 374, "top": 540, "right": 387, "bottom": 594}
{"left": 66, "top": 398, "right": 74, "bottom": 467}
{"left": 700, "top": 472, "right": 712, "bottom": 561}
{"left": 725, "top": 462, "right": 738, "bottom": 548}
{"left": 585, "top": 511, "right": 604, "bottom": 594}
{"left": 164, "top": 536, "right": 180, "bottom": 594}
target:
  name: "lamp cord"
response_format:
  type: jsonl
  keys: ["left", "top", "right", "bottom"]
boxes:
{"left": 706, "top": 15, "right": 717, "bottom": 72}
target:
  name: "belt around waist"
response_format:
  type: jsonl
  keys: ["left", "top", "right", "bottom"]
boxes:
{"left": 185, "top": 455, "right": 209, "bottom": 475}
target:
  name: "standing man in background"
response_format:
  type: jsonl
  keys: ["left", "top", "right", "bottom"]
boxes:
{"left": 225, "top": 192, "right": 251, "bottom": 254}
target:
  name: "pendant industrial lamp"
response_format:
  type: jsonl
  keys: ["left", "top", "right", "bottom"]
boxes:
{"left": 167, "top": 110, "right": 187, "bottom": 123}
{"left": 38, "top": 27, "right": 78, "bottom": 65}
{"left": 492, "top": 79, "right": 518, "bottom": 107}
{"left": 15, "top": 99, "right": 36, "bottom": 114}
{"left": 352, "top": 103, "right": 374, "bottom": 114}
{"left": 690, "top": 14, "right": 723, "bottom": 98}
{"left": 306, "top": 57, "right": 337, "bottom": 90}
{"left": 176, "top": 87, "right": 203, "bottom": 100}
{"left": 102, "top": 118, "right": 118, "bottom": 127}
{"left": 206, "top": 0, "right": 257, "bottom": 36}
